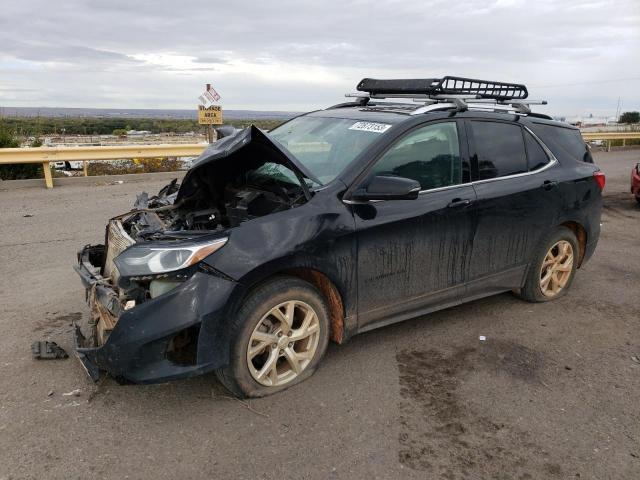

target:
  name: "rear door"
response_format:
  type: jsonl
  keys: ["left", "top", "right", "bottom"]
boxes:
{"left": 465, "top": 119, "right": 561, "bottom": 299}
{"left": 350, "top": 120, "right": 477, "bottom": 330}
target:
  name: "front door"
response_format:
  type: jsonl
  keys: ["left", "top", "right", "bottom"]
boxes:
{"left": 350, "top": 120, "right": 477, "bottom": 330}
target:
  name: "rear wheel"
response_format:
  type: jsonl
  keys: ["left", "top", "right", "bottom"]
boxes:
{"left": 517, "top": 227, "right": 578, "bottom": 302}
{"left": 216, "top": 276, "right": 330, "bottom": 398}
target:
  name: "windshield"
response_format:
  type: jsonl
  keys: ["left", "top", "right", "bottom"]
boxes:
{"left": 247, "top": 162, "right": 301, "bottom": 187}
{"left": 269, "top": 116, "right": 392, "bottom": 184}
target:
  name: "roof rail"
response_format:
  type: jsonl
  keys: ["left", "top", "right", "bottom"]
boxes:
{"left": 409, "top": 99, "right": 548, "bottom": 116}
{"left": 357, "top": 76, "right": 528, "bottom": 100}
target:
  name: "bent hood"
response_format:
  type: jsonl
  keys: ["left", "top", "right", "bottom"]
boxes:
{"left": 177, "top": 125, "right": 320, "bottom": 202}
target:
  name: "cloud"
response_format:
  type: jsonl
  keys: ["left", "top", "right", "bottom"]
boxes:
{"left": 193, "top": 56, "right": 230, "bottom": 64}
{"left": 0, "top": 38, "right": 141, "bottom": 68}
{"left": 0, "top": 0, "right": 638, "bottom": 115}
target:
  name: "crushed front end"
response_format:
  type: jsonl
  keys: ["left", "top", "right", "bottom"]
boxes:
{"left": 72, "top": 126, "right": 314, "bottom": 383}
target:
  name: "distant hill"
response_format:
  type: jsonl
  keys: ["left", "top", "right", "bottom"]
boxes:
{"left": 0, "top": 106, "right": 299, "bottom": 121}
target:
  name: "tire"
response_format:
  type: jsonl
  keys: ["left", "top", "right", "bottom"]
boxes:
{"left": 516, "top": 226, "right": 579, "bottom": 303}
{"left": 635, "top": 195, "right": 640, "bottom": 205}
{"left": 215, "top": 276, "right": 330, "bottom": 398}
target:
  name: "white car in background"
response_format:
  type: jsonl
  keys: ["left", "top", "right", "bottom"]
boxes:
{"left": 52, "top": 161, "right": 84, "bottom": 171}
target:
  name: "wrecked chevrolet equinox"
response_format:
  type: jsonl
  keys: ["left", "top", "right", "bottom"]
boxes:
{"left": 74, "top": 77, "right": 603, "bottom": 397}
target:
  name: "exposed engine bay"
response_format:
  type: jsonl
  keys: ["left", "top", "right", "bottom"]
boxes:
{"left": 118, "top": 126, "right": 314, "bottom": 242}
{"left": 122, "top": 170, "right": 307, "bottom": 241}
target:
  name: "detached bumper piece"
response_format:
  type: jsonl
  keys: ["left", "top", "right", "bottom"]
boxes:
{"left": 31, "top": 341, "right": 68, "bottom": 360}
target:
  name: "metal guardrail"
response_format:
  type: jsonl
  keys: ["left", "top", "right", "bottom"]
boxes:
{"left": 1, "top": 131, "right": 639, "bottom": 189}
{"left": 581, "top": 132, "right": 640, "bottom": 141}
{"left": 0, "top": 144, "right": 206, "bottom": 188}
{"left": 581, "top": 132, "right": 640, "bottom": 152}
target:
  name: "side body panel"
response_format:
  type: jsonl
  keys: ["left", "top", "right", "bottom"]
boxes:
{"left": 467, "top": 166, "right": 562, "bottom": 297}
{"left": 351, "top": 185, "right": 477, "bottom": 330}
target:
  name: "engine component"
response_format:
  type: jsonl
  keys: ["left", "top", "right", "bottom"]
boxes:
{"left": 184, "top": 208, "right": 219, "bottom": 230}
{"left": 226, "top": 189, "right": 291, "bottom": 227}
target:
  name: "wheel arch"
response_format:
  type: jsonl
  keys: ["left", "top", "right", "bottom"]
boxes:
{"left": 234, "top": 265, "right": 348, "bottom": 345}
{"left": 560, "top": 220, "right": 587, "bottom": 267}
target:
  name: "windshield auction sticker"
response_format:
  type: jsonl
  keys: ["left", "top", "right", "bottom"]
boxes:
{"left": 348, "top": 121, "right": 392, "bottom": 133}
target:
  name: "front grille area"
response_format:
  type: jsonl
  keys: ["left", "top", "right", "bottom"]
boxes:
{"left": 103, "top": 220, "right": 135, "bottom": 283}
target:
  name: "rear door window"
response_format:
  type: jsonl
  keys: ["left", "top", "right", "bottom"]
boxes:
{"left": 470, "top": 121, "right": 527, "bottom": 180}
{"left": 524, "top": 131, "right": 550, "bottom": 171}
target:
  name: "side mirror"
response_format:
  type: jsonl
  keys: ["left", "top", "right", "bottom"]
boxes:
{"left": 352, "top": 175, "right": 421, "bottom": 201}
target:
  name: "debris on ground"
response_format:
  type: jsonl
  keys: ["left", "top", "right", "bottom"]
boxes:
{"left": 47, "top": 390, "right": 54, "bottom": 397}
{"left": 631, "top": 355, "right": 640, "bottom": 364}
{"left": 62, "top": 389, "right": 81, "bottom": 397}
{"left": 479, "top": 335, "right": 487, "bottom": 341}
{"left": 31, "top": 341, "right": 68, "bottom": 360}
{"left": 23, "top": 214, "right": 33, "bottom": 217}
{"left": 212, "top": 391, "right": 269, "bottom": 418}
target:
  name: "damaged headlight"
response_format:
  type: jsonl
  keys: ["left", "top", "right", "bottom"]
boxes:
{"left": 114, "top": 237, "right": 228, "bottom": 277}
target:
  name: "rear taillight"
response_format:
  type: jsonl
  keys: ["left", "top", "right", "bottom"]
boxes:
{"left": 593, "top": 171, "right": 605, "bottom": 191}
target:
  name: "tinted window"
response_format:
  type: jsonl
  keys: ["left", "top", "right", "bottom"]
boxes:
{"left": 524, "top": 131, "right": 550, "bottom": 171}
{"left": 529, "top": 123, "right": 593, "bottom": 164}
{"left": 371, "top": 122, "right": 461, "bottom": 190}
{"left": 470, "top": 121, "right": 527, "bottom": 179}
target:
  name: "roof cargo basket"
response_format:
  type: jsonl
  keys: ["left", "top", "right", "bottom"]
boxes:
{"left": 357, "top": 76, "right": 528, "bottom": 100}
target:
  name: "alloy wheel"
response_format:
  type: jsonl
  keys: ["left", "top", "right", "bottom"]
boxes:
{"left": 246, "top": 300, "right": 320, "bottom": 387}
{"left": 539, "top": 240, "right": 574, "bottom": 297}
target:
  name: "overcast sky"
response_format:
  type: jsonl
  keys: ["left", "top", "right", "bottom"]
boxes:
{"left": 1, "top": 0, "right": 638, "bottom": 116}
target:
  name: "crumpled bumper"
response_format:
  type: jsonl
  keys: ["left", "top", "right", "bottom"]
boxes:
{"left": 73, "top": 245, "right": 237, "bottom": 384}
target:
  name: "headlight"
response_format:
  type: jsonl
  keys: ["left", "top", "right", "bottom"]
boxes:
{"left": 114, "top": 237, "right": 227, "bottom": 277}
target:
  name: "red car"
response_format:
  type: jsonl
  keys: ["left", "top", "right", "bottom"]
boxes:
{"left": 632, "top": 163, "right": 640, "bottom": 204}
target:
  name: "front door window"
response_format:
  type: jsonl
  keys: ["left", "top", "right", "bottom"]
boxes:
{"left": 370, "top": 122, "right": 462, "bottom": 190}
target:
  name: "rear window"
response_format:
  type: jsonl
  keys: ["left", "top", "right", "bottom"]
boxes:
{"left": 529, "top": 123, "right": 593, "bottom": 164}
{"left": 470, "top": 121, "right": 527, "bottom": 180}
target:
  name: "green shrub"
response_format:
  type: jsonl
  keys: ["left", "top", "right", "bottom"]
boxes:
{"left": 0, "top": 122, "right": 43, "bottom": 180}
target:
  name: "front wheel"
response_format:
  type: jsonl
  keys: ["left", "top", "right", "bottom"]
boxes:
{"left": 216, "top": 276, "right": 330, "bottom": 398}
{"left": 517, "top": 227, "right": 579, "bottom": 302}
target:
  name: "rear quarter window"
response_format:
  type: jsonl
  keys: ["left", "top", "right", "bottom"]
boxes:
{"left": 529, "top": 123, "right": 593, "bottom": 164}
{"left": 524, "top": 131, "right": 550, "bottom": 171}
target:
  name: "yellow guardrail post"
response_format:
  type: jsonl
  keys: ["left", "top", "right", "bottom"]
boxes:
{"left": 42, "top": 161, "right": 53, "bottom": 189}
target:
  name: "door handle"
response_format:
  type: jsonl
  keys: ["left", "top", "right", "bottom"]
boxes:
{"left": 447, "top": 198, "right": 472, "bottom": 208}
{"left": 542, "top": 180, "right": 558, "bottom": 191}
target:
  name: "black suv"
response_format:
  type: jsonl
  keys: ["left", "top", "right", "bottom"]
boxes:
{"left": 74, "top": 77, "right": 603, "bottom": 397}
